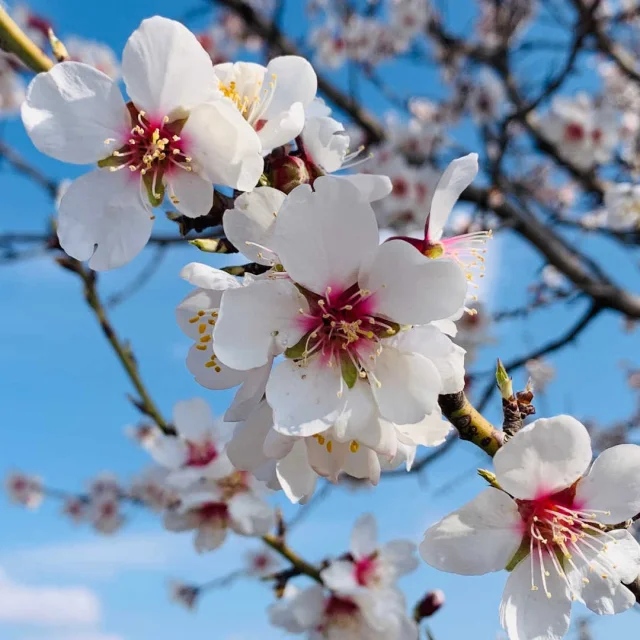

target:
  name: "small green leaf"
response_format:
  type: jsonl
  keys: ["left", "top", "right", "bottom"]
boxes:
{"left": 340, "top": 354, "right": 358, "bottom": 389}
{"left": 97, "top": 154, "right": 124, "bottom": 169}
{"left": 505, "top": 537, "right": 530, "bottom": 572}
{"left": 284, "top": 335, "right": 309, "bottom": 360}
{"left": 142, "top": 171, "right": 165, "bottom": 207}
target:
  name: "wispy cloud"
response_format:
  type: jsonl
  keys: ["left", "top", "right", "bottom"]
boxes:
{"left": 0, "top": 567, "right": 101, "bottom": 627}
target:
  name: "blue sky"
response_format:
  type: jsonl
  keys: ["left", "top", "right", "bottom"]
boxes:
{"left": 1, "top": 1, "right": 640, "bottom": 639}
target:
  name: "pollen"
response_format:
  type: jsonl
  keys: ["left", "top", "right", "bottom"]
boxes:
{"left": 350, "top": 441, "right": 359, "bottom": 453}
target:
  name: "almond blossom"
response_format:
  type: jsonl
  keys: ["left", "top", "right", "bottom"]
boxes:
{"left": 320, "top": 513, "right": 419, "bottom": 595}
{"left": 604, "top": 183, "right": 640, "bottom": 230}
{"left": 213, "top": 176, "right": 468, "bottom": 439}
{"left": 5, "top": 472, "right": 43, "bottom": 508}
{"left": 269, "top": 583, "right": 418, "bottom": 639}
{"left": 21, "top": 16, "right": 263, "bottom": 270}
{"left": 141, "top": 398, "right": 234, "bottom": 488}
{"left": 164, "top": 475, "right": 274, "bottom": 553}
{"left": 420, "top": 415, "right": 640, "bottom": 640}
{"left": 213, "top": 55, "right": 317, "bottom": 152}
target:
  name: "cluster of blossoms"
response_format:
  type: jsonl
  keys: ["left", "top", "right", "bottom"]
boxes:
{"left": 270, "top": 513, "right": 420, "bottom": 639}
{"left": 307, "top": 0, "right": 430, "bottom": 69}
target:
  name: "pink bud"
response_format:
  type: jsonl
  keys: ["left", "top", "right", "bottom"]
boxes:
{"left": 269, "top": 155, "right": 311, "bottom": 194}
{"left": 415, "top": 589, "right": 445, "bottom": 619}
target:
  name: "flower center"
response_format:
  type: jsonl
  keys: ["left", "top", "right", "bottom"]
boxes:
{"left": 186, "top": 439, "right": 218, "bottom": 467}
{"left": 354, "top": 554, "right": 377, "bottom": 586}
{"left": 101, "top": 106, "right": 192, "bottom": 205}
{"left": 290, "top": 285, "right": 399, "bottom": 387}
{"left": 565, "top": 122, "right": 585, "bottom": 142}
{"left": 219, "top": 73, "right": 276, "bottom": 126}
{"left": 198, "top": 501, "right": 229, "bottom": 525}
{"left": 516, "top": 486, "right": 614, "bottom": 599}
{"left": 320, "top": 595, "right": 360, "bottom": 632}
{"left": 217, "top": 470, "right": 251, "bottom": 500}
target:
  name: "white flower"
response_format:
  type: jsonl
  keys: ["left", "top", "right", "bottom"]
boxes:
{"left": 143, "top": 398, "right": 234, "bottom": 488}
{"left": 88, "top": 472, "right": 120, "bottom": 504}
{"left": 321, "top": 513, "right": 418, "bottom": 594}
{"left": 61, "top": 497, "right": 87, "bottom": 524}
{"left": 525, "top": 358, "right": 555, "bottom": 394}
{"left": 65, "top": 36, "right": 121, "bottom": 80}
{"left": 213, "top": 176, "right": 468, "bottom": 436}
{"left": 269, "top": 583, "right": 418, "bottom": 639}
{"left": 604, "top": 183, "right": 640, "bottom": 231}
{"left": 164, "top": 481, "right": 274, "bottom": 553}
{"left": 299, "top": 115, "right": 392, "bottom": 202}
{"left": 176, "top": 262, "right": 272, "bottom": 422}
{"left": 0, "top": 59, "right": 25, "bottom": 117}
{"left": 245, "top": 548, "right": 281, "bottom": 576}
{"left": 468, "top": 70, "right": 505, "bottom": 124}
{"left": 22, "top": 16, "right": 263, "bottom": 270}
{"left": 227, "top": 399, "right": 447, "bottom": 503}
{"left": 129, "top": 466, "right": 178, "bottom": 512}
{"left": 213, "top": 55, "right": 317, "bottom": 151}
{"left": 539, "top": 96, "right": 618, "bottom": 171}
{"left": 5, "top": 472, "right": 43, "bottom": 508}
{"left": 90, "top": 497, "right": 125, "bottom": 535}
{"left": 390, "top": 0, "right": 431, "bottom": 43}
{"left": 420, "top": 415, "right": 640, "bottom": 640}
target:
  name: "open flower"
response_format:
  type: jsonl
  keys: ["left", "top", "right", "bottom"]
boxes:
{"left": 420, "top": 415, "right": 640, "bottom": 640}
{"left": 164, "top": 480, "right": 274, "bottom": 553}
{"left": 176, "top": 262, "right": 272, "bottom": 422}
{"left": 321, "top": 513, "right": 418, "bottom": 594}
{"left": 5, "top": 472, "right": 43, "bottom": 509}
{"left": 214, "top": 55, "right": 317, "bottom": 151}
{"left": 604, "top": 183, "right": 640, "bottom": 231}
{"left": 214, "top": 176, "right": 468, "bottom": 437}
{"left": 143, "top": 398, "right": 233, "bottom": 488}
{"left": 22, "top": 16, "right": 263, "bottom": 270}
{"left": 269, "top": 583, "right": 418, "bottom": 639}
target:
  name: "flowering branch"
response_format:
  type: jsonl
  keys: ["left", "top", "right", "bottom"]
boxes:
{"left": 0, "top": 5, "right": 53, "bottom": 73}
{"left": 262, "top": 533, "right": 323, "bottom": 584}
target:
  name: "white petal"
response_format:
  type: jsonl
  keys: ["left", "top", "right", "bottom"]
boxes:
{"left": 361, "top": 241, "right": 467, "bottom": 325}
{"left": 181, "top": 101, "right": 263, "bottom": 191}
{"left": 226, "top": 402, "right": 273, "bottom": 472}
{"left": 214, "top": 279, "right": 306, "bottom": 370}
{"left": 146, "top": 437, "right": 188, "bottom": 470}
{"left": 381, "top": 540, "right": 419, "bottom": 577}
{"left": 427, "top": 153, "right": 478, "bottom": 242}
{"left": 194, "top": 524, "right": 227, "bottom": 552}
{"left": 568, "top": 529, "right": 640, "bottom": 615}
{"left": 223, "top": 187, "right": 285, "bottom": 264}
{"left": 179, "top": 262, "right": 240, "bottom": 290}
{"left": 172, "top": 398, "right": 214, "bottom": 441}
{"left": 321, "top": 560, "right": 359, "bottom": 594}
{"left": 185, "top": 343, "right": 248, "bottom": 391}
{"left": 225, "top": 363, "right": 271, "bottom": 422}
{"left": 271, "top": 585, "right": 325, "bottom": 632}
{"left": 396, "top": 410, "right": 452, "bottom": 447}
{"left": 22, "top": 62, "right": 129, "bottom": 164}
{"left": 306, "top": 435, "right": 349, "bottom": 482}
{"left": 371, "top": 347, "right": 441, "bottom": 424}
{"left": 263, "top": 428, "right": 296, "bottom": 459}
{"left": 337, "top": 173, "right": 393, "bottom": 202}
{"left": 276, "top": 441, "right": 318, "bottom": 503}
{"left": 271, "top": 176, "right": 379, "bottom": 295}
{"left": 167, "top": 170, "right": 213, "bottom": 219}
{"left": 122, "top": 16, "right": 218, "bottom": 116}
{"left": 176, "top": 287, "right": 223, "bottom": 339}
{"left": 257, "top": 102, "right": 305, "bottom": 150}
{"left": 263, "top": 56, "right": 317, "bottom": 119}
{"left": 351, "top": 513, "right": 378, "bottom": 558}
{"left": 394, "top": 325, "right": 466, "bottom": 394}
{"left": 302, "top": 116, "right": 347, "bottom": 172}
{"left": 493, "top": 415, "right": 592, "bottom": 500}
{"left": 57, "top": 170, "right": 153, "bottom": 271}
{"left": 576, "top": 444, "right": 640, "bottom": 524}
{"left": 419, "top": 488, "right": 522, "bottom": 575}
{"left": 228, "top": 493, "right": 274, "bottom": 536}
{"left": 268, "top": 359, "right": 345, "bottom": 435}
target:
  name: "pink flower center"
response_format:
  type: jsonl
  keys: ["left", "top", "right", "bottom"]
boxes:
{"left": 186, "top": 439, "right": 219, "bottom": 467}
{"left": 354, "top": 555, "right": 377, "bottom": 586}
{"left": 392, "top": 177, "right": 409, "bottom": 198}
{"left": 198, "top": 502, "right": 229, "bottom": 525}
{"left": 564, "top": 122, "right": 585, "bottom": 142}
{"left": 516, "top": 485, "right": 614, "bottom": 598}
{"left": 592, "top": 128, "right": 603, "bottom": 143}
{"left": 294, "top": 284, "right": 398, "bottom": 378}
{"left": 321, "top": 595, "right": 359, "bottom": 629}
{"left": 102, "top": 105, "right": 192, "bottom": 202}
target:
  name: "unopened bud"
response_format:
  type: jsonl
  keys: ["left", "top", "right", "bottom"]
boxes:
{"left": 496, "top": 358, "right": 513, "bottom": 400}
{"left": 189, "top": 238, "right": 235, "bottom": 254}
{"left": 414, "top": 589, "right": 445, "bottom": 620}
{"left": 477, "top": 468, "right": 501, "bottom": 489}
{"left": 48, "top": 28, "right": 70, "bottom": 62}
{"left": 269, "top": 155, "right": 310, "bottom": 194}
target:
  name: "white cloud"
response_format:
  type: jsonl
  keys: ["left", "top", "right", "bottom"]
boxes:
{"left": 0, "top": 567, "right": 101, "bottom": 627}
{"left": 22, "top": 634, "right": 123, "bottom": 640}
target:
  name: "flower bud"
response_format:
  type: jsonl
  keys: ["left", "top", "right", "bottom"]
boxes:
{"left": 414, "top": 589, "right": 445, "bottom": 620}
{"left": 269, "top": 155, "right": 310, "bottom": 194}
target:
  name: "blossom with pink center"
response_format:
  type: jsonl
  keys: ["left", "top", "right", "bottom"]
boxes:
{"left": 539, "top": 96, "right": 618, "bottom": 171}
{"left": 129, "top": 467, "right": 178, "bottom": 512}
{"left": 269, "top": 582, "right": 418, "bottom": 639}
{"left": 61, "top": 497, "right": 87, "bottom": 524}
{"left": 143, "top": 398, "right": 233, "bottom": 488}
{"left": 88, "top": 472, "right": 121, "bottom": 504}
{"left": 420, "top": 415, "right": 640, "bottom": 640}
{"left": 5, "top": 472, "right": 43, "bottom": 509}
{"left": 64, "top": 36, "right": 121, "bottom": 80}
{"left": 90, "top": 497, "right": 124, "bottom": 535}
{"left": 245, "top": 548, "right": 281, "bottom": 577}
{"left": 604, "top": 183, "right": 640, "bottom": 231}
{"left": 321, "top": 513, "right": 418, "bottom": 595}
{"left": 390, "top": 153, "right": 492, "bottom": 284}
{"left": 164, "top": 482, "right": 274, "bottom": 553}
{"left": 213, "top": 176, "right": 468, "bottom": 438}
{"left": 21, "top": 16, "right": 263, "bottom": 270}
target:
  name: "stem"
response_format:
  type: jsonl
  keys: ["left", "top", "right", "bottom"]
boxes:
{"left": 438, "top": 392, "right": 503, "bottom": 457}
{"left": 262, "top": 533, "right": 323, "bottom": 583}
{"left": 60, "top": 258, "right": 174, "bottom": 435}
{"left": 0, "top": 6, "right": 53, "bottom": 73}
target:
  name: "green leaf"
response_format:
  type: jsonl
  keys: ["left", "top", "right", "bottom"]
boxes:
{"left": 284, "top": 334, "right": 309, "bottom": 360}
{"left": 142, "top": 170, "right": 165, "bottom": 207}
{"left": 340, "top": 354, "right": 358, "bottom": 389}
{"left": 505, "top": 537, "right": 530, "bottom": 572}
{"left": 97, "top": 154, "right": 124, "bottom": 169}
